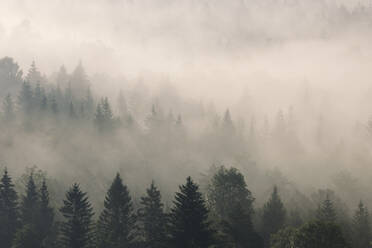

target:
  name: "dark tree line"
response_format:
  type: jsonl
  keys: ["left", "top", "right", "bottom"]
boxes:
{"left": 0, "top": 166, "right": 371, "bottom": 248}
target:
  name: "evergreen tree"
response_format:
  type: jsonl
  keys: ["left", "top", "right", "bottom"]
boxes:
{"left": 26, "top": 61, "right": 43, "bottom": 85}
{"left": 20, "top": 175, "right": 39, "bottom": 224}
{"left": 221, "top": 202, "right": 263, "bottom": 248}
{"left": 316, "top": 193, "right": 336, "bottom": 223}
{"left": 0, "top": 169, "right": 19, "bottom": 248}
{"left": 39, "top": 180, "right": 55, "bottom": 247}
{"left": 60, "top": 184, "right": 94, "bottom": 248}
{"left": 169, "top": 177, "right": 214, "bottom": 248}
{"left": 69, "top": 102, "right": 76, "bottom": 119}
{"left": 96, "top": 173, "right": 135, "bottom": 248}
{"left": 137, "top": 181, "right": 167, "bottom": 248}
{"left": 3, "top": 93, "right": 15, "bottom": 122}
{"left": 352, "top": 201, "right": 371, "bottom": 248}
{"left": 14, "top": 174, "right": 42, "bottom": 248}
{"left": 295, "top": 220, "right": 349, "bottom": 248}
{"left": 262, "top": 186, "right": 286, "bottom": 247}
{"left": 18, "top": 81, "right": 33, "bottom": 114}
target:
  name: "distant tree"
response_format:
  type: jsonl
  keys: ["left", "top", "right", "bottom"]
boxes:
{"left": 69, "top": 102, "right": 76, "bottom": 119}
{"left": 352, "top": 201, "right": 371, "bottom": 248}
{"left": 95, "top": 98, "right": 114, "bottom": 131}
{"left": 0, "top": 169, "right": 19, "bottom": 248}
{"left": 96, "top": 173, "right": 135, "bottom": 248}
{"left": 222, "top": 109, "right": 234, "bottom": 132}
{"left": 137, "top": 181, "right": 167, "bottom": 248}
{"left": 50, "top": 96, "right": 58, "bottom": 114}
{"left": 3, "top": 93, "right": 15, "bottom": 122}
{"left": 18, "top": 81, "right": 33, "bottom": 114}
{"left": 70, "top": 61, "right": 89, "bottom": 97}
{"left": 0, "top": 57, "right": 23, "bottom": 96}
{"left": 262, "top": 186, "right": 286, "bottom": 247}
{"left": 316, "top": 193, "right": 336, "bottom": 223}
{"left": 169, "top": 177, "right": 214, "bottom": 248}
{"left": 26, "top": 61, "right": 44, "bottom": 85}
{"left": 56, "top": 65, "right": 69, "bottom": 89}
{"left": 59, "top": 184, "right": 94, "bottom": 248}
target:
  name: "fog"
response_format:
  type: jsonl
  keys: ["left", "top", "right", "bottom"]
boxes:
{"left": 1, "top": 1, "right": 372, "bottom": 247}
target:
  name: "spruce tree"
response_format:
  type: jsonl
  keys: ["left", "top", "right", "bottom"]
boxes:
{"left": 60, "top": 184, "right": 94, "bottom": 248}
{"left": 0, "top": 169, "right": 19, "bottom": 248}
{"left": 96, "top": 173, "right": 135, "bottom": 248}
{"left": 262, "top": 186, "right": 286, "bottom": 247}
{"left": 20, "top": 174, "right": 39, "bottom": 225}
{"left": 138, "top": 181, "right": 167, "bottom": 248}
{"left": 221, "top": 202, "right": 263, "bottom": 248}
{"left": 39, "top": 180, "right": 55, "bottom": 247}
{"left": 352, "top": 201, "right": 371, "bottom": 248}
{"left": 316, "top": 193, "right": 336, "bottom": 223}
{"left": 169, "top": 177, "right": 214, "bottom": 248}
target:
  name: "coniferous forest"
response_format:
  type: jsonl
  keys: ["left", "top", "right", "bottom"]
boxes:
{"left": 3, "top": 0, "right": 372, "bottom": 248}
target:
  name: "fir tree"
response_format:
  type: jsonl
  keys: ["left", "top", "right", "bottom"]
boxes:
{"left": 96, "top": 173, "right": 135, "bottom": 248}
{"left": 60, "top": 184, "right": 94, "bottom": 248}
{"left": 138, "top": 181, "right": 167, "bottom": 248}
{"left": 316, "top": 193, "right": 336, "bottom": 223}
{"left": 352, "top": 201, "right": 371, "bottom": 248}
{"left": 262, "top": 186, "right": 286, "bottom": 247}
{"left": 169, "top": 177, "right": 214, "bottom": 248}
{"left": 0, "top": 169, "right": 19, "bottom": 248}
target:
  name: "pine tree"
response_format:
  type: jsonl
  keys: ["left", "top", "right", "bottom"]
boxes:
{"left": 69, "top": 102, "right": 76, "bottom": 119}
{"left": 316, "top": 193, "right": 336, "bottom": 223}
{"left": 26, "top": 61, "right": 43, "bottom": 84}
{"left": 352, "top": 201, "right": 371, "bottom": 248}
{"left": 0, "top": 169, "right": 19, "bottom": 248}
{"left": 138, "top": 181, "right": 167, "bottom": 248}
{"left": 262, "top": 186, "right": 286, "bottom": 247}
{"left": 96, "top": 173, "right": 135, "bottom": 248}
{"left": 169, "top": 177, "right": 214, "bottom": 248}
{"left": 60, "top": 184, "right": 94, "bottom": 248}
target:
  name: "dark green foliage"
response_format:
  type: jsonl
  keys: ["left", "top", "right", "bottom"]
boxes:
{"left": 221, "top": 202, "right": 263, "bottom": 248}
{"left": 262, "top": 186, "right": 286, "bottom": 247}
{"left": 20, "top": 174, "right": 39, "bottom": 225}
{"left": 207, "top": 166, "right": 254, "bottom": 220}
{"left": 169, "top": 177, "right": 214, "bottom": 248}
{"left": 295, "top": 220, "right": 349, "bottom": 248}
{"left": 271, "top": 220, "right": 349, "bottom": 248}
{"left": 39, "top": 180, "right": 55, "bottom": 247}
{"left": 137, "top": 181, "right": 167, "bottom": 248}
{"left": 270, "top": 227, "right": 297, "bottom": 248}
{"left": 0, "top": 169, "right": 19, "bottom": 248}
{"left": 316, "top": 193, "right": 337, "bottom": 223}
{"left": 60, "top": 184, "right": 94, "bottom": 248}
{"left": 352, "top": 201, "right": 371, "bottom": 248}
{"left": 96, "top": 173, "right": 135, "bottom": 248}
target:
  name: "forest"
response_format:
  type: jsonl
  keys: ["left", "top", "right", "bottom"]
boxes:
{"left": 0, "top": 54, "right": 371, "bottom": 248}
{"left": 3, "top": 0, "right": 372, "bottom": 248}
